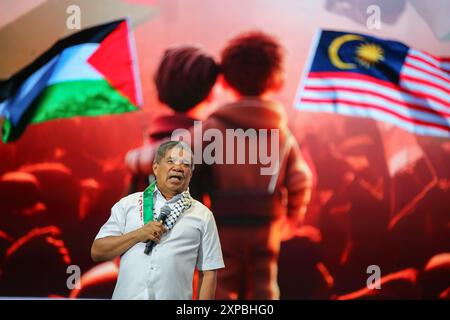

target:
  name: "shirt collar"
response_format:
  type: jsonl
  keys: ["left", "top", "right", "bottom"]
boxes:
{"left": 154, "top": 184, "right": 183, "bottom": 203}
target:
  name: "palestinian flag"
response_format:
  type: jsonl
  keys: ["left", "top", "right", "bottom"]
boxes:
{"left": 0, "top": 19, "right": 142, "bottom": 143}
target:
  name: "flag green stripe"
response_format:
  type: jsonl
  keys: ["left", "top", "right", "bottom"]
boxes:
{"left": 30, "top": 79, "right": 138, "bottom": 124}
{"left": 2, "top": 79, "right": 138, "bottom": 143}
{"left": 2, "top": 118, "right": 12, "bottom": 143}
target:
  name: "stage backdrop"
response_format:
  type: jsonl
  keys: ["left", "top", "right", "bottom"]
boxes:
{"left": 0, "top": 0, "right": 449, "bottom": 299}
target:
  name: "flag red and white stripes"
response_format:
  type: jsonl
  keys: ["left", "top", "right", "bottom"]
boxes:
{"left": 297, "top": 34, "right": 450, "bottom": 138}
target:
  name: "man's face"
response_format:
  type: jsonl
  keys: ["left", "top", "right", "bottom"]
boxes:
{"left": 153, "top": 147, "right": 193, "bottom": 197}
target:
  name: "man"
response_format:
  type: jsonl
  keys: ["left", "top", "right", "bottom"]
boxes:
{"left": 91, "top": 141, "right": 224, "bottom": 299}
{"left": 203, "top": 31, "right": 313, "bottom": 300}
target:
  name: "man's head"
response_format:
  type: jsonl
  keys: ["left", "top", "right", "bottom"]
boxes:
{"left": 153, "top": 141, "right": 194, "bottom": 199}
{"left": 220, "top": 31, "right": 285, "bottom": 97}
{"left": 154, "top": 45, "right": 219, "bottom": 112}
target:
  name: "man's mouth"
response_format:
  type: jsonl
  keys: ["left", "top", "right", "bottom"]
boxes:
{"left": 168, "top": 173, "right": 184, "bottom": 183}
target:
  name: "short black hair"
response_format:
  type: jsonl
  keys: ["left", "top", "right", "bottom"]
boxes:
{"left": 154, "top": 45, "right": 219, "bottom": 112}
{"left": 220, "top": 31, "right": 284, "bottom": 96}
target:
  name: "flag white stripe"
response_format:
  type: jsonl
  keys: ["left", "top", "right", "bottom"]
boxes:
{"left": 409, "top": 49, "right": 450, "bottom": 72}
{"left": 405, "top": 55, "right": 450, "bottom": 81}
{"left": 305, "top": 77, "right": 450, "bottom": 112}
{"left": 1, "top": 55, "right": 60, "bottom": 123}
{"left": 46, "top": 44, "right": 102, "bottom": 86}
{"left": 296, "top": 101, "right": 450, "bottom": 138}
{"left": 402, "top": 65, "right": 450, "bottom": 92}
{"left": 0, "top": 101, "right": 7, "bottom": 117}
{"left": 301, "top": 89, "right": 450, "bottom": 125}
{"left": 400, "top": 78, "right": 450, "bottom": 103}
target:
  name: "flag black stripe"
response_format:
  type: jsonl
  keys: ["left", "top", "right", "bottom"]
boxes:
{"left": 0, "top": 19, "right": 124, "bottom": 102}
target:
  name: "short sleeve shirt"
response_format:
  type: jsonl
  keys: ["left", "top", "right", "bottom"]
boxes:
{"left": 95, "top": 191, "right": 225, "bottom": 300}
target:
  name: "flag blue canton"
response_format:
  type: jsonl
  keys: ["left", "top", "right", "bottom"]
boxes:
{"left": 309, "top": 30, "right": 409, "bottom": 84}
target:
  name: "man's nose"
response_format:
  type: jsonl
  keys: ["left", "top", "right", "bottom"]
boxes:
{"left": 172, "top": 164, "right": 183, "bottom": 172}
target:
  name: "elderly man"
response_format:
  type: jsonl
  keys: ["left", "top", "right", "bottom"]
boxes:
{"left": 91, "top": 141, "right": 224, "bottom": 300}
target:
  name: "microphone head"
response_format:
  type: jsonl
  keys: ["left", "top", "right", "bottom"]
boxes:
{"left": 159, "top": 205, "right": 171, "bottom": 222}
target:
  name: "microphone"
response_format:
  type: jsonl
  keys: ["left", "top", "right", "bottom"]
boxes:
{"left": 144, "top": 205, "right": 171, "bottom": 255}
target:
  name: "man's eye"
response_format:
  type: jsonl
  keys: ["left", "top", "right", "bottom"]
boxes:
{"left": 167, "top": 159, "right": 174, "bottom": 164}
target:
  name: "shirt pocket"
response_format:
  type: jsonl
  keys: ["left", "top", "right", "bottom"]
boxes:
{"left": 123, "top": 204, "right": 143, "bottom": 234}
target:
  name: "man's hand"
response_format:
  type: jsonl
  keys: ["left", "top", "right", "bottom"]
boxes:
{"left": 91, "top": 222, "right": 166, "bottom": 262}
{"left": 135, "top": 221, "right": 167, "bottom": 243}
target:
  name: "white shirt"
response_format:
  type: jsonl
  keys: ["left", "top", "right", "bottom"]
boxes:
{"left": 153, "top": 186, "right": 178, "bottom": 220}
{"left": 95, "top": 189, "right": 225, "bottom": 300}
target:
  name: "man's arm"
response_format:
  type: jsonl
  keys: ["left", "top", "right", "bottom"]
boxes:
{"left": 91, "top": 221, "right": 165, "bottom": 262}
{"left": 197, "top": 270, "right": 218, "bottom": 300}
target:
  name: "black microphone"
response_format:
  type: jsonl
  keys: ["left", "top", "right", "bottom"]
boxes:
{"left": 144, "top": 206, "right": 171, "bottom": 255}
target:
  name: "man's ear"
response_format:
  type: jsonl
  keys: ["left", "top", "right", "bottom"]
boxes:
{"left": 152, "top": 162, "right": 158, "bottom": 175}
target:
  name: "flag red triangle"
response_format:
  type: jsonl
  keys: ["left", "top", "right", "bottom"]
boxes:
{"left": 88, "top": 21, "right": 141, "bottom": 106}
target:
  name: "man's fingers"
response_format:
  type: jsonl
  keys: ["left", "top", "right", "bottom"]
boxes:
{"left": 150, "top": 230, "right": 163, "bottom": 241}
{"left": 144, "top": 224, "right": 166, "bottom": 242}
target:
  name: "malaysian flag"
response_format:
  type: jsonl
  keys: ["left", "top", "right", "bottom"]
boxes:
{"left": 295, "top": 30, "right": 450, "bottom": 138}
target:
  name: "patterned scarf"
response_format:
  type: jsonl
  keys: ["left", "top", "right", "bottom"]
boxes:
{"left": 142, "top": 181, "right": 192, "bottom": 231}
